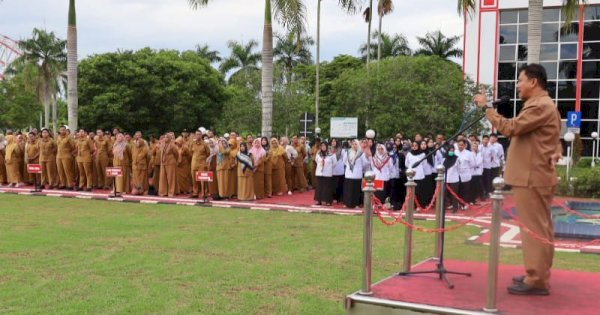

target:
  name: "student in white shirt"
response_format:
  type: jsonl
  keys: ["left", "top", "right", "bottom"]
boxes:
{"left": 471, "top": 140, "right": 485, "bottom": 202}
{"left": 404, "top": 141, "right": 426, "bottom": 208}
{"left": 490, "top": 134, "right": 504, "bottom": 180}
{"left": 314, "top": 141, "right": 337, "bottom": 206}
{"left": 479, "top": 134, "right": 494, "bottom": 198}
{"left": 330, "top": 138, "right": 346, "bottom": 204}
{"left": 343, "top": 139, "right": 370, "bottom": 208}
{"left": 371, "top": 144, "right": 395, "bottom": 203}
{"left": 443, "top": 146, "right": 461, "bottom": 212}
{"left": 420, "top": 140, "right": 436, "bottom": 206}
{"left": 455, "top": 139, "right": 475, "bottom": 210}
{"left": 387, "top": 141, "right": 405, "bottom": 210}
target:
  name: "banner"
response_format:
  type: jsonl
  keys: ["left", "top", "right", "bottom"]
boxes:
{"left": 330, "top": 117, "right": 358, "bottom": 138}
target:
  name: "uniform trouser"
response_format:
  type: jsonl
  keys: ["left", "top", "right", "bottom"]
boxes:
{"left": 264, "top": 172, "right": 272, "bottom": 197}
{"left": 191, "top": 165, "right": 207, "bottom": 196}
{"left": 133, "top": 168, "right": 148, "bottom": 194}
{"left": 482, "top": 168, "right": 493, "bottom": 195}
{"left": 77, "top": 162, "right": 93, "bottom": 189}
{"left": 458, "top": 179, "right": 472, "bottom": 204}
{"left": 57, "top": 157, "right": 74, "bottom": 188}
{"left": 6, "top": 161, "right": 21, "bottom": 184}
{"left": 152, "top": 165, "right": 161, "bottom": 192}
{"left": 512, "top": 185, "right": 555, "bottom": 290}
{"left": 159, "top": 164, "right": 176, "bottom": 197}
{"left": 95, "top": 156, "right": 109, "bottom": 188}
{"left": 41, "top": 161, "right": 57, "bottom": 187}
{"left": 446, "top": 182, "right": 460, "bottom": 209}
{"left": 0, "top": 163, "right": 6, "bottom": 183}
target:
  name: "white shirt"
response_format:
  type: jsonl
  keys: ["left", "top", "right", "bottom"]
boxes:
{"left": 332, "top": 150, "right": 346, "bottom": 176}
{"left": 472, "top": 151, "right": 484, "bottom": 176}
{"left": 444, "top": 157, "right": 460, "bottom": 184}
{"left": 455, "top": 149, "right": 474, "bottom": 182}
{"left": 344, "top": 151, "right": 370, "bottom": 179}
{"left": 404, "top": 152, "right": 426, "bottom": 180}
{"left": 389, "top": 154, "right": 401, "bottom": 179}
{"left": 479, "top": 143, "right": 494, "bottom": 169}
{"left": 315, "top": 153, "right": 337, "bottom": 177}
{"left": 491, "top": 142, "right": 504, "bottom": 168}
{"left": 371, "top": 155, "right": 395, "bottom": 181}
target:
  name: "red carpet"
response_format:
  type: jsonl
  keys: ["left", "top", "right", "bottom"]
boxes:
{"left": 371, "top": 259, "right": 600, "bottom": 315}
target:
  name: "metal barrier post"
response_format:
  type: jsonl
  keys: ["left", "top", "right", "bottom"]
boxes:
{"left": 433, "top": 165, "right": 445, "bottom": 259}
{"left": 484, "top": 177, "right": 505, "bottom": 313}
{"left": 359, "top": 171, "right": 376, "bottom": 296}
{"left": 402, "top": 169, "right": 417, "bottom": 273}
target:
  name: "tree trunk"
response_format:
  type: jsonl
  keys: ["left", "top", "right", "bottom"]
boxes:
{"left": 366, "top": 0, "right": 373, "bottom": 65}
{"left": 41, "top": 78, "right": 51, "bottom": 129}
{"left": 377, "top": 12, "right": 383, "bottom": 62}
{"left": 67, "top": 0, "right": 78, "bottom": 131}
{"left": 261, "top": 0, "right": 274, "bottom": 138}
{"left": 315, "top": 0, "right": 321, "bottom": 133}
{"left": 52, "top": 93, "right": 57, "bottom": 134}
{"left": 527, "top": 0, "right": 543, "bottom": 64}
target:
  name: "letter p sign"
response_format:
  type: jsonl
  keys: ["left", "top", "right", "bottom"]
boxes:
{"left": 567, "top": 111, "right": 581, "bottom": 128}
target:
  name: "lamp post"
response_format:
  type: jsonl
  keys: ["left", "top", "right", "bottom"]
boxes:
{"left": 366, "top": 129, "right": 375, "bottom": 140}
{"left": 592, "top": 132, "right": 599, "bottom": 168}
{"left": 564, "top": 131, "right": 575, "bottom": 185}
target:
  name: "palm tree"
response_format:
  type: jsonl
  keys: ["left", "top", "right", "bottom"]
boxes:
{"left": 376, "top": 0, "right": 393, "bottom": 62}
{"left": 67, "top": 0, "right": 78, "bottom": 131}
{"left": 10, "top": 28, "right": 66, "bottom": 131}
{"left": 359, "top": 31, "right": 411, "bottom": 60}
{"left": 274, "top": 31, "right": 314, "bottom": 84}
{"left": 315, "top": 0, "right": 361, "bottom": 134}
{"left": 415, "top": 30, "right": 462, "bottom": 60}
{"left": 219, "top": 40, "right": 261, "bottom": 81}
{"left": 459, "top": 0, "right": 583, "bottom": 64}
{"left": 188, "top": 0, "right": 306, "bottom": 138}
{"left": 195, "top": 43, "right": 222, "bottom": 63}
{"left": 363, "top": 1, "right": 373, "bottom": 65}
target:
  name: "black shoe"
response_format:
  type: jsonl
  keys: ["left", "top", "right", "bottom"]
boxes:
{"left": 512, "top": 275, "right": 525, "bottom": 284}
{"left": 507, "top": 282, "right": 549, "bottom": 296}
{"left": 189, "top": 195, "right": 198, "bottom": 199}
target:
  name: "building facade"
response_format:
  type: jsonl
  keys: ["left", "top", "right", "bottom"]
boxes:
{"left": 464, "top": 0, "right": 600, "bottom": 156}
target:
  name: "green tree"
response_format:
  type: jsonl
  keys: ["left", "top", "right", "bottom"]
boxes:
{"left": 328, "top": 55, "right": 465, "bottom": 138}
{"left": 77, "top": 48, "right": 227, "bottom": 135}
{"left": 218, "top": 40, "right": 261, "bottom": 81}
{"left": 67, "top": 0, "right": 79, "bottom": 131}
{"left": 414, "top": 30, "right": 462, "bottom": 60}
{"left": 0, "top": 73, "right": 43, "bottom": 129}
{"left": 274, "top": 31, "right": 314, "bottom": 83}
{"left": 195, "top": 43, "right": 222, "bottom": 63}
{"left": 188, "top": 0, "right": 307, "bottom": 138}
{"left": 9, "top": 28, "right": 66, "bottom": 132}
{"left": 359, "top": 31, "right": 411, "bottom": 61}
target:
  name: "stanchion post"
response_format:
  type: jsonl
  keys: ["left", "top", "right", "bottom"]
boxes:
{"left": 403, "top": 169, "right": 416, "bottom": 273}
{"left": 484, "top": 177, "right": 505, "bottom": 313}
{"left": 433, "top": 165, "right": 445, "bottom": 259}
{"left": 359, "top": 171, "right": 376, "bottom": 296}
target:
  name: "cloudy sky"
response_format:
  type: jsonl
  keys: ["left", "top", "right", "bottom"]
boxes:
{"left": 1, "top": 0, "right": 464, "bottom": 63}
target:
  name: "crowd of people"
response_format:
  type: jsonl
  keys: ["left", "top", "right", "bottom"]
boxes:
{"left": 0, "top": 127, "right": 504, "bottom": 211}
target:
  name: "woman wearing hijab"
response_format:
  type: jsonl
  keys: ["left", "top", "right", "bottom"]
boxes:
{"left": 443, "top": 146, "right": 460, "bottom": 212}
{"left": 261, "top": 137, "right": 273, "bottom": 198}
{"left": 112, "top": 133, "right": 132, "bottom": 194}
{"left": 330, "top": 138, "right": 345, "bottom": 203}
{"left": 371, "top": 143, "right": 395, "bottom": 203}
{"left": 387, "top": 141, "right": 403, "bottom": 210}
{"left": 404, "top": 141, "right": 426, "bottom": 208}
{"left": 5, "top": 135, "right": 23, "bottom": 187}
{"left": 314, "top": 141, "right": 337, "bottom": 206}
{"left": 216, "top": 138, "right": 231, "bottom": 200}
{"left": 269, "top": 138, "right": 288, "bottom": 196}
{"left": 206, "top": 138, "right": 219, "bottom": 198}
{"left": 250, "top": 139, "right": 267, "bottom": 199}
{"left": 175, "top": 137, "right": 192, "bottom": 195}
{"left": 227, "top": 135, "right": 239, "bottom": 198}
{"left": 310, "top": 137, "right": 321, "bottom": 190}
{"left": 281, "top": 137, "right": 296, "bottom": 195}
{"left": 236, "top": 142, "right": 255, "bottom": 201}
{"left": 343, "top": 139, "right": 370, "bottom": 208}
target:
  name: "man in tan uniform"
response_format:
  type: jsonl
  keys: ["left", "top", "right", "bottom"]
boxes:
{"left": 94, "top": 129, "right": 111, "bottom": 189}
{"left": 75, "top": 129, "right": 95, "bottom": 191}
{"left": 56, "top": 126, "right": 76, "bottom": 190}
{"left": 25, "top": 132, "right": 41, "bottom": 187}
{"left": 190, "top": 130, "right": 210, "bottom": 198}
{"left": 132, "top": 133, "right": 150, "bottom": 195}
{"left": 38, "top": 129, "right": 58, "bottom": 189}
{"left": 474, "top": 64, "right": 561, "bottom": 296}
{"left": 159, "top": 132, "right": 179, "bottom": 197}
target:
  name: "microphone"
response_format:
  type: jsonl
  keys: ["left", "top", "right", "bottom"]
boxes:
{"left": 492, "top": 95, "right": 511, "bottom": 108}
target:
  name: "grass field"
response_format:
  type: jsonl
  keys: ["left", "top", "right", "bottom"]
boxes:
{"left": 1, "top": 195, "right": 599, "bottom": 314}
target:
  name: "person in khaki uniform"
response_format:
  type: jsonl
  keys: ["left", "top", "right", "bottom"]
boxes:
{"left": 159, "top": 132, "right": 179, "bottom": 197}
{"left": 292, "top": 135, "right": 308, "bottom": 192}
{"left": 25, "top": 132, "right": 41, "bottom": 187}
{"left": 250, "top": 139, "right": 266, "bottom": 199}
{"left": 206, "top": 138, "right": 219, "bottom": 198}
{"left": 112, "top": 133, "right": 132, "bottom": 194}
{"left": 94, "top": 130, "right": 111, "bottom": 189}
{"left": 190, "top": 130, "right": 210, "bottom": 198}
{"left": 56, "top": 126, "right": 76, "bottom": 189}
{"left": 75, "top": 129, "right": 95, "bottom": 191}
{"left": 216, "top": 138, "right": 231, "bottom": 199}
{"left": 0, "top": 134, "right": 7, "bottom": 185}
{"left": 474, "top": 64, "right": 562, "bottom": 296}
{"left": 227, "top": 133, "right": 239, "bottom": 197}
{"left": 38, "top": 129, "right": 58, "bottom": 188}
{"left": 131, "top": 136, "right": 150, "bottom": 195}
{"left": 150, "top": 137, "right": 163, "bottom": 194}
{"left": 261, "top": 137, "right": 272, "bottom": 198}
{"left": 5, "top": 135, "right": 23, "bottom": 187}
{"left": 175, "top": 137, "right": 192, "bottom": 194}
